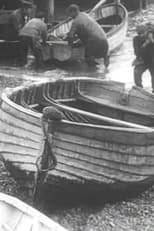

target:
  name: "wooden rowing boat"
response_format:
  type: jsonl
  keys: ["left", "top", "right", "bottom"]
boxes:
{"left": 1, "top": 77, "right": 154, "bottom": 198}
{"left": 0, "top": 192, "right": 67, "bottom": 231}
{"left": 48, "top": 2, "right": 128, "bottom": 61}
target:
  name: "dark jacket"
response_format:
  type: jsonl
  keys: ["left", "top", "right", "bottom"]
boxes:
{"left": 19, "top": 18, "right": 47, "bottom": 43}
{"left": 5, "top": 8, "right": 25, "bottom": 40}
{"left": 133, "top": 35, "right": 154, "bottom": 67}
{"left": 68, "top": 12, "right": 107, "bottom": 46}
{"left": 10, "top": 9, "right": 25, "bottom": 34}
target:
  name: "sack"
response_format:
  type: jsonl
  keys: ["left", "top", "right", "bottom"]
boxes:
{"left": 41, "top": 44, "right": 51, "bottom": 61}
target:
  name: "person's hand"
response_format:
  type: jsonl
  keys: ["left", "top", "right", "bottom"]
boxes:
{"left": 142, "top": 39, "right": 150, "bottom": 47}
{"left": 147, "top": 32, "right": 154, "bottom": 43}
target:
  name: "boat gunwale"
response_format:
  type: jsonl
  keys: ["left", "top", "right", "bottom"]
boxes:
{"left": 1, "top": 77, "right": 153, "bottom": 133}
{"left": 100, "top": 3, "right": 128, "bottom": 38}
{"left": 51, "top": 3, "right": 128, "bottom": 46}
{"left": 0, "top": 193, "right": 67, "bottom": 231}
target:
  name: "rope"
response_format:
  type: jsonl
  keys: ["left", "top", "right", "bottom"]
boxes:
{"left": 32, "top": 106, "right": 63, "bottom": 204}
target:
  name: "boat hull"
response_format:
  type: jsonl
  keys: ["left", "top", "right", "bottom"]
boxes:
{"left": 0, "top": 193, "right": 67, "bottom": 230}
{"left": 1, "top": 78, "right": 154, "bottom": 198}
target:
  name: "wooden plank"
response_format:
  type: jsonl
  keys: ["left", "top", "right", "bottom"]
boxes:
{"left": 53, "top": 163, "right": 115, "bottom": 183}
{"left": 47, "top": 168, "right": 82, "bottom": 182}
{"left": 54, "top": 148, "right": 154, "bottom": 175}
{"left": 54, "top": 132, "right": 154, "bottom": 156}
{"left": 55, "top": 122, "right": 154, "bottom": 146}
{"left": 0, "top": 121, "right": 42, "bottom": 144}
{"left": 0, "top": 131, "right": 41, "bottom": 150}
{"left": 0, "top": 143, "right": 40, "bottom": 157}
{"left": 53, "top": 161, "right": 147, "bottom": 183}
{"left": 0, "top": 119, "right": 42, "bottom": 143}
{"left": 55, "top": 155, "right": 149, "bottom": 182}
{"left": 1, "top": 103, "right": 41, "bottom": 129}
{"left": 54, "top": 141, "right": 154, "bottom": 165}
{"left": 0, "top": 108, "right": 42, "bottom": 136}
{"left": 0, "top": 152, "right": 37, "bottom": 162}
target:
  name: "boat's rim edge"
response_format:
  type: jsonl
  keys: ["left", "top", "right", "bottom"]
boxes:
{"left": 1, "top": 77, "right": 153, "bottom": 132}
{"left": 0, "top": 193, "right": 67, "bottom": 230}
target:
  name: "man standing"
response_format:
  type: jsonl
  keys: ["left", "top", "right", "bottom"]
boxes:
{"left": 133, "top": 24, "right": 154, "bottom": 92}
{"left": 19, "top": 11, "right": 47, "bottom": 69}
{"left": 9, "top": 0, "right": 32, "bottom": 40}
{"left": 67, "top": 4, "right": 109, "bottom": 67}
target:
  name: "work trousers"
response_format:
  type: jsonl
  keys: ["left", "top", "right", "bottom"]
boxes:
{"left": 19, "top": 35, "right": 44, "bottom": 68}
{"left": 85, "top": 38, "right": 109, "bottom": 67}
{"left": 134, "top": 62, "right": 154, "bottom": 92}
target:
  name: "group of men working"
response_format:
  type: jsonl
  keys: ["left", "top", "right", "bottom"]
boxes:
{"left": 9, "top": 2, "right": 109, "bottom": 69}
{"left": 7, "top": 1, "right": 154, "bottom": 92}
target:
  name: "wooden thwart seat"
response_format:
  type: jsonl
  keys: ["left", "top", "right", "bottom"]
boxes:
{"left": 83, "top": 94, "right": 154, "bottom": 117}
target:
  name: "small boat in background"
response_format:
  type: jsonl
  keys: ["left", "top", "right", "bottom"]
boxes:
{"left": 1, "top": 77, "right": 154, "bottom": 198}
{"left": 0, "top": 193, "right": 67, "bottom": 231}
{"left": 48, "top": 2, "right": 128, "bottom": 61}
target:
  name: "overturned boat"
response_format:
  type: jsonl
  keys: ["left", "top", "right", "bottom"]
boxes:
{"left": 49, "top": 2, "right": 128, "bottom": 61}
{"left": 0, "top": 77, "right": 154, "bottom": 198}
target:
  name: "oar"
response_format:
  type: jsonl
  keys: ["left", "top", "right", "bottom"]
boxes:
{"left": 44, "top": 96, "right": 150, "bottom": 130}
{"left": 59, "top": 104, "right": 150, "bottom": 129}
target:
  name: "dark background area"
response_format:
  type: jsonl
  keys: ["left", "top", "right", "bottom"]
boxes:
{"left": 0, "top": 0, "right": 152, "bottom": 20}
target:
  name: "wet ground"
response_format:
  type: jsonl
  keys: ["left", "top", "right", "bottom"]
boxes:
{"left": 1, "top": 4, "right": 154, "bottom": 231}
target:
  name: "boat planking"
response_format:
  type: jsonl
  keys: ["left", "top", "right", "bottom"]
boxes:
{"left": 1, "top": 77, "right": 154, "bottom": 197}
{"left": 48, "top": 3, "right": 128, "bottom": 61}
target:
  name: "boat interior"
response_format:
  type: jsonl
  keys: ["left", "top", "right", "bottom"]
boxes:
{"left": 0, "top": 194, "right": 64, "bottom": 231}
{"left": 7, "top": 79, "right": 154, "bottom": 128}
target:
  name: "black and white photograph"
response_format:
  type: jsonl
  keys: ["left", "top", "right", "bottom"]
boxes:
{"left": 0, "top": 0, "right": 154, "bottom": 230}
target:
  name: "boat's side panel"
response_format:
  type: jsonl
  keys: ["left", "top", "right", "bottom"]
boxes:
{"left": 0, "top": 99, "right": 43, "bottom": 186}
{"left": 45, "top": 122, "right": 154, "bottom": 185}
{"left": 1, "top": 78, "right": 154, "bottom": 191}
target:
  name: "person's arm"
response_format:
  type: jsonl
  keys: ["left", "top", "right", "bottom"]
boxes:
{"left": 10, "top": 14, "right": 20, "bottom": 33}
{"left": 133, "top": 36, "right": 145, "bottom": 58}
{"left": 133, "top": 36, "right": 140, "bottom": 57}
{"left": 67, "top": 21, "right": 78, "bottom": 46}
{"left": 41, "top": 23, "right": 47, "bottom": 44}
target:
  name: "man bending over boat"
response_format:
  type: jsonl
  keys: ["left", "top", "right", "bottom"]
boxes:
{"left": 67, "top": 4, "right": 109, "bottom": 68}
{"left": 133, "top": 24, "right": 154, "bottom": 93}
{"left": 19, "top": 11, "right": 47, "bottom": 69}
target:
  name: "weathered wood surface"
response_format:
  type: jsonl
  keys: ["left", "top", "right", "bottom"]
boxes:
{"left": 49, "top": 3, "right": 128, "bottom": 61}
{"left": 0, "top": 193, "right": 67, "bottom": 231}
{"left": 78, "top": 80, "right": 154, "bottom": 125}
{"left": 1, "top": 77, "right": 154, "bottom": 192}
